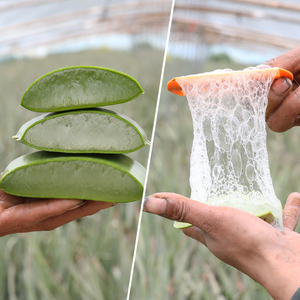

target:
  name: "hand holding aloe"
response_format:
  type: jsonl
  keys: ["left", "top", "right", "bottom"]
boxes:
{"left": 144, "top": 47, "right": 300, "bottom": 300}
{"left": 0, "top": 66, "right": 147, "bottom": 236}
{"left": 265, "top": 46, "right": 300, "bottom": 132}
{"left": 143, "top": 192, "right": 300, "bottom": 300}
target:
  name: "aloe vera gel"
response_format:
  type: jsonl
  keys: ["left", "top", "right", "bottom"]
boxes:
{"left": 1, "top": 66, "right": 148, "bottom": 202}
{"left": 168, "top": 67, "right": 292, "bottom": 230}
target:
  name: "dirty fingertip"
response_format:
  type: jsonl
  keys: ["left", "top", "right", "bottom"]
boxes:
{"left": 143, "top": 196, "right": 167, "bottom": 215}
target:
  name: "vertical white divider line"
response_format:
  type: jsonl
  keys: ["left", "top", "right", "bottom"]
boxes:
{"left": 125, "top": 0, "right": 175, "bottom": 299}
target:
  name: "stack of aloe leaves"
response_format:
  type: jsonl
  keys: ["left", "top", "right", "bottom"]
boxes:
{"left": 0, "top": 66, "right": 148, "bottom": 203}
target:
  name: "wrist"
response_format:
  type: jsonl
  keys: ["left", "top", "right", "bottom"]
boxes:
{"left": 257, "top": 247, "right": 300, "bottom": 300}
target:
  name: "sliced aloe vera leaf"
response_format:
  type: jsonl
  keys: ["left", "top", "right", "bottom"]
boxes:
{"left": 21, "top": 66, "right": 144, "bottom": 112}
{"left": 220, "top": 201, "right": 276, "bottom": 224}
{"left": 174, "top": 202, "right": 277, "bottom": 229}
{"left": 0, "top": 151, "right": 145, "bottom": 202}
{"left": 174, "top": 221, "right": 193, "bottom": 229}
{"left": 13, "top": 108, "right": 149, "bottom": 153}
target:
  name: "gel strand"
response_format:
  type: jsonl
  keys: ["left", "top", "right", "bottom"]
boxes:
{"left": 174, "top": 66, "right": 290, "bottom": 230}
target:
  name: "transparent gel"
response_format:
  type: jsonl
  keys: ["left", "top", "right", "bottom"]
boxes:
{"left": 176, "top": 66, "right": 283, "bottom": 230}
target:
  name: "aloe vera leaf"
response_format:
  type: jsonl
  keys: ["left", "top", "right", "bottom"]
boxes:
{"left": 21, "top": 66, "right": 144, "bottom": 112}
{"left": 13, "top": 108, "right": 149, "bottom": 153}
{"left": 0, "top": 151, "right": 145, "bottom": 202}
{"left": 174, "top": 202, "right": 276, "bottom": 229}
{"left": 223, "top": 202, "right": 276, "bottom": 223}
{"left": 174, "top": 222, "right": 193, "bottom": 229}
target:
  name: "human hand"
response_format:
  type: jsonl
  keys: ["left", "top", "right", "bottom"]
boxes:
{"left": 266, "top": 46, "right": 300, "bottom": 132}
{"left": 143, "top": 192, "right": 300, "bottom": 300}
{"left": 0, "top": 189, "right": 115, "bottom": 237}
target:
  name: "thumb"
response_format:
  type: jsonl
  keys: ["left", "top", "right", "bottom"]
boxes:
{"left": 266, "top": 77, "right": 293, "bottom": 120}
{"left": 143, "top": 192, "right": 226, "bottom": 234}
{"left": 283, "top": 192, "right": 300, "bottom": 231}
{"left": 144, "top": 193, "right": 195, "bottom": 222}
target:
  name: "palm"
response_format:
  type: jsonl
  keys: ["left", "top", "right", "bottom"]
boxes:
{"left": 282, "top": 229, "right": 300, "bottom": 249}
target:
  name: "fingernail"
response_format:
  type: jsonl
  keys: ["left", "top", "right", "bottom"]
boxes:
{"left": 256, "top": 64, "right": 271, "bottom": 69}
{"left": 271, "top": 77, "right": 291, "bottom": 95}
{"left": 264, "top": 59, "right": 274, "bottom": 67}
{"left": 67, "top": 200, "right": 86, "bottom": 211}
{"left": 143, "top": 196, "right": 167, "bottom": 215}
{"left": 295, "top": 87, "right": 300, "bottom": 99}
{"left": 293, "top": 115, "right": 300, "bottom": 126}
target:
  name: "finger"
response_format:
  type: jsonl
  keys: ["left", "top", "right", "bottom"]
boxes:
{"left": 265, "top": 46, "right": 300, "bottom": 75}
{"left": 266, "top": 77, "right": 293, "bottom": 119}
{"left": 293, "top": 115, "right": 300, "bottom": 127}
{"left": 144, "top": 193, "right": 243, "bottom": 235}
{"left": 293, "top": 74, "right": 300, "bottom": 88}
{"left": 0, "top": 190, "right": 45, "bottom": 212}
{"left": 144, "top": 193, "right": 206, "bottom": 224}
{"left": 182, "top": 226, "right": 207, "bottom": 245}
{"left": 0, "top": 198, "right": 84, "bottom": 236}
{"left": 283, "top": 192, "right": 300, "bottom": 231}
{"left": 21, "top": 201, "right": 115, "bottom": 232}
{"left": 267, "top": 87, "right": 300, "bottom": 132}
{"left": 0, "top": 190, "right": 26, "bottom": 212}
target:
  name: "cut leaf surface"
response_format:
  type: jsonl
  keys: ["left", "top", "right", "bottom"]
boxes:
{"left": 14, "top": 108, "right": 149, "bottom": 153}
{"left": 0, "top": 151, "right": 145, "bottom": 202}
{"left": 21, "top": 66, "right": 144, "bottom": 112}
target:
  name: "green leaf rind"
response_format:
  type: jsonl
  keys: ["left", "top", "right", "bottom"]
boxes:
{"left": 174, "top": 202, "right": 277, "bottom": 229}
{"left": 21, "top": 66, "right": 144, "bottom": 112}
{"left": 0, "top": 151, "right": 145, "bottom": 202}
{"left": 14, "top": 108, "right": 149, "bottom": 153}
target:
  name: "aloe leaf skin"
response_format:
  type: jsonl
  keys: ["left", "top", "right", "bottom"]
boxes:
{"left": 0, "top": 151, "right": 145, "bottom": 203}
{"left": 174, "top": 222, "right": 193, "bottom": 229}
{"left": 21, "top": 66, "right": 144, "bottom": 112}
{"left": 13, "top": 108, "right": 149, "bottom": 153}
{"left": 174, "top": 203, "right": 276, "bottom": 229}
{"left": 218, "top": 201, "right": 276, "bottom": 224}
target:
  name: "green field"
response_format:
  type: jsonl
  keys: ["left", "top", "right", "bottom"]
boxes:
{"left": 0, "top": 47, "right": 162, "bottom": 300}
{"left": 130, "top": 55, "right": 300, "bottom": 300}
